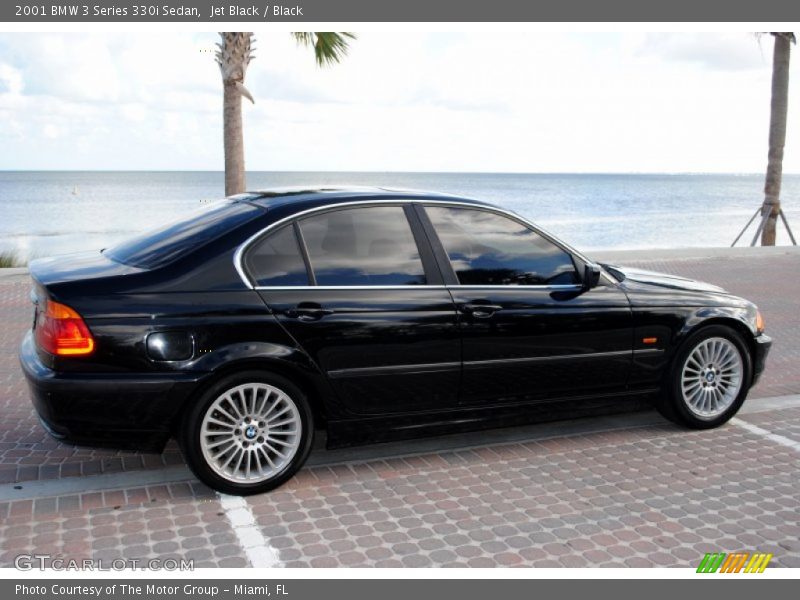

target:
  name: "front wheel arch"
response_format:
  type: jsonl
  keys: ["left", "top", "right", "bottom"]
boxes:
{"left": 658, "top": 322, "right": 753, "bottom": 429}
{"left": 677, "top": 317, "right": 756, "bottom": 381}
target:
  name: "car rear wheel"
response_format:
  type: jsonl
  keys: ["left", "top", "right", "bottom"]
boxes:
{"left": 179, "top": 371, "right": 314, "bottom": 495}
{"left": 658, "top": 325, "right": 752, "bottom": 429}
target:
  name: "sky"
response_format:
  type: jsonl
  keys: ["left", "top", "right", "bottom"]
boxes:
{"left": 0, "top": 31, "right": 798, "bottom": 173}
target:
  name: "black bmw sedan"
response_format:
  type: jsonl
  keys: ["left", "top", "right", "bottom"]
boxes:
{"left": 19, "top": 187, "right": 772, "bottom": 494}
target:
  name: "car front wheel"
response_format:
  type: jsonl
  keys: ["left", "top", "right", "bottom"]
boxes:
{"left": 180, "top": 371, "right": 314, "bottom": 495}
{"left": 660, "top": 325, "right": 752, "bottom": 429}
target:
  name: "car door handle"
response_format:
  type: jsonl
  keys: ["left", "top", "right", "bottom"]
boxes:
{"left": 461, "top": 303, "right": 503, "bottom": 318}
{"left": 286, "top": 304, "right": 334, "bottom": 321}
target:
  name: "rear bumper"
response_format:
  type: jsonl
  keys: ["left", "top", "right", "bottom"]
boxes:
{"left": 751, "top": 333, "right": 772, "bottom": 386}
{"left": 19, "top": 332, "right": 200, "bottom": 452}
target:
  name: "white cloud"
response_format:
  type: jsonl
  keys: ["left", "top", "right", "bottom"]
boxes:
{"left": 119, "top": 102, "right": 147, "bottom": 122}
{"left": 0, "top": 32, "right": 797, "bottom": 173}
{"left": 636, "top": 32, "right": 768, "bottom": 71}
{"left": 42, "top": 123, "right": 61, "bottom": 139}
{"left": 0, "top": 62, "right": 23, "bottom": 94}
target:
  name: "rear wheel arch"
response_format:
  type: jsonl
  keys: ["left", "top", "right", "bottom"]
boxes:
{"left": 172, "top": 358, "right": 330, "bottom": 435}
{"left": 178, "top": 369, "right": 314, "bottom": 494}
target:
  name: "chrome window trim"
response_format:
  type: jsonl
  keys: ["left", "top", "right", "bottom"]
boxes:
{"left": 253, "top": 285, "right": 449, "bottom": 291}
{"left": 234, "top": 198, "right": 596, "bottom": 290}
{"left": 250, "top": 284, "right": 584, "bottom": 291}
{"left": 446, "top": 284, "right": 583, "bottom": 291}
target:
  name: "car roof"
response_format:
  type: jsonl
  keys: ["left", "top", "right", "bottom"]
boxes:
{"left": 240, "top": 186, "right": 492, "bottom": 211}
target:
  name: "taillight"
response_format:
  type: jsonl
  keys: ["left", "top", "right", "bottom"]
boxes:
{"left": 35, "top": 299, "right": 95, "bottom": 356}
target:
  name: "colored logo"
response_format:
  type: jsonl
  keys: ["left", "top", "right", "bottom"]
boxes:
{"left": 696, "top": 552, "right": 773, "bottom": 573}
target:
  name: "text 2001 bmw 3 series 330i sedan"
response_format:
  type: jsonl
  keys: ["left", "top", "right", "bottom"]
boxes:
{"left": 19, "top": 187, "right": 772, "bottom": 494}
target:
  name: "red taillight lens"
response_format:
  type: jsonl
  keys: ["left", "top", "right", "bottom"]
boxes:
{"left": 35, "top": 300, "right": 95, "bottom": 356}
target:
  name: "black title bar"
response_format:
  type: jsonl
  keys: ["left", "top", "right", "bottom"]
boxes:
{"left": 4, "top": 0, "right": 800, "bottom": 22}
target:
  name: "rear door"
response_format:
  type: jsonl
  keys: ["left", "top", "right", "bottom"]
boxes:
{"left": 244, "top": 203, "right": 461, "bottom": 416}
{"left": 419, "top": 204, "right": 633, "bottom": 406}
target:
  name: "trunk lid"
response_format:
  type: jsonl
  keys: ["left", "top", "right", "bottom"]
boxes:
{"left": 28, "top": 250, "right": 143, "bottom": 288}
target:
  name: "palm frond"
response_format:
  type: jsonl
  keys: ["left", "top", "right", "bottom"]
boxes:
{"left": 757, "top": 32, "right": 797, "bottom": 44}
{"left": 292, "top": 32, "right": 356, "bottom": 67}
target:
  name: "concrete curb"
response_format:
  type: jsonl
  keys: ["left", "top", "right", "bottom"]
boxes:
{"left": 593, "top": 245, "right": 800, "bottom": 262}
{"left": 0, "top": 267, "right": 28, "bottom": 278}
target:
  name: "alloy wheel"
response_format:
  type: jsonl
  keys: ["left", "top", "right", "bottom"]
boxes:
{"left": 200, "top": 383, "right": 301, "bottom": 483}
{"left": 680, "top": 336, "right": 744, "bottom": 420}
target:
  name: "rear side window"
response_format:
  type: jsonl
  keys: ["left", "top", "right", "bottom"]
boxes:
{"left": 426, "top": 206, "right": 579, "bottom": 286}
{"left": 105, "top": 200, "right": 261, "bottom": 269}
{"left": 299, "top": 206, "right": 427, "bottom": 286}
{"left": 245, "top": 225, "right": 309, "bottom": 287}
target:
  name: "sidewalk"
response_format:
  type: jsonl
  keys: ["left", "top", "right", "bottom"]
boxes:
{"left": 0, "top": 246, "right": 798, "bottom": 568}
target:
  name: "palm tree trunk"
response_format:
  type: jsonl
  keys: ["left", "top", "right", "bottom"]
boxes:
{"left": 761, "top": 34, "right": 792, "bottom": 246}
{"left": 223, "top": 81, "right": 245, "bottom": 196}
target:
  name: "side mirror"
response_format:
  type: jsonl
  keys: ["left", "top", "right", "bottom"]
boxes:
{"left": 582, "top": 263, "right": 601, "bottom": 290}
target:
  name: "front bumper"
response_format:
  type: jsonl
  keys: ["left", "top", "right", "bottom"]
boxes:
{"left": 751, "top": 333, "right": 772, "bottom": 386}
{"left": 19, "top": 332, "right": 201, "bottom": 452}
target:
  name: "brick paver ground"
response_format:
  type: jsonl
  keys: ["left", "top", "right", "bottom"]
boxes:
{"left": 0, "top": 249, "right": 798, "bottom": 568}
{"left": 0, "top": 402, "right": 798, "bottom": 568}
{"left": 245, "top": 412, "right": 800, "bottom": 568}
{"left": 0, "top": 484, "right": 248, "bottom": 568}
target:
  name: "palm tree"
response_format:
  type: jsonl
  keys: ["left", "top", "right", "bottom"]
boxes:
{"left": 759, "top": 32, "right": 795, "bottom": 245}
{"left": 216, "top": 32, "right": 355, "bottom": 196}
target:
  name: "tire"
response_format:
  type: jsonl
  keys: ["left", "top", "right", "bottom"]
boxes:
{"left": 658, "top": 325, "right": 752, "bottom": 429}
{"left": 179, "top": 370, "right": 314, "bottom": 495}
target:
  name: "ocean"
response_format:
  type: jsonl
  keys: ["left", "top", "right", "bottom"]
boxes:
{"left": 0, "top": 171, "right": 798, "bottom": 260}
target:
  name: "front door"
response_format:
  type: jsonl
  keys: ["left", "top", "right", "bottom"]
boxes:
{"left": 244, "top": 204, "right": 461, "bottom": 416}
{"left": 421, "top": 204, "right": 633, "bottom": 405}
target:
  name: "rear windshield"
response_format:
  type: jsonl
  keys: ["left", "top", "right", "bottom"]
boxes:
{"left": 104, "top": 199, "right": 262, "bottom": 269}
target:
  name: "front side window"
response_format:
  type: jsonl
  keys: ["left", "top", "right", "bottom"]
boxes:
{"left": 299, "top": 206, "right": 427, "bottom": 286}
{"left": 245, "top": 225, "right": 309, "bottom": 287}
{"left": 426, "top": 206, "right": 579, "bottom": 286}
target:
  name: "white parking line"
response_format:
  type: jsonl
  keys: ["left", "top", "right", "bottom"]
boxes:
{"left": 731, "top": 417, "right": 800, "bottom": 453}
{"left": 217, "top": 493, "right": 282, "bottom": 568}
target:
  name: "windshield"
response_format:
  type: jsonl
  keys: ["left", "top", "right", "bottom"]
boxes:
{"left": 104, "top": 199, "right": 262, "bottom": 269}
